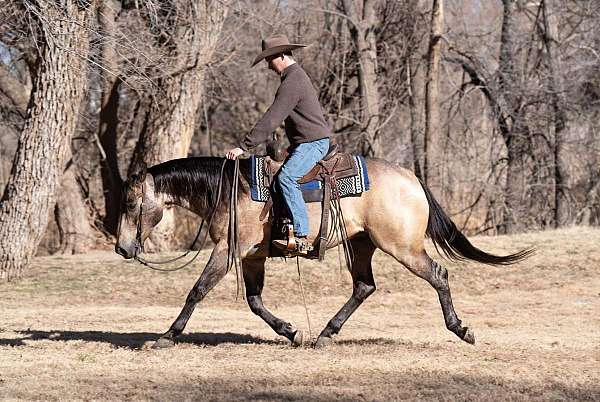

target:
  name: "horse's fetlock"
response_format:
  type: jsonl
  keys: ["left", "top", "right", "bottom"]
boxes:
{"left": 446, "top": 318, "right": 462, "bottom": 333}
{"left": 325, "top": 320, "right": 341, "bottom": 336}
{"left": 164, "top": 329, "right": 179, "bottom": 340}
{"left": 320, "top": 326, "right": 336, "bottom": 338}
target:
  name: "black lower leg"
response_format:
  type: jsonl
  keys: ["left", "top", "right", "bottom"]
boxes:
{"left": 247, "top": 295, "right": 297, "bottom": 341}
{"left": 429, "top": 260, "right": 473, "bottom": 343}
{"left": 243, "top": 258, "right": 300, "bottom": 343}
{"left": 318, "top": 281, "right": 376, "bottom": 339}
{"left": 160, "top": 243, "right": 228, "bottom": 341}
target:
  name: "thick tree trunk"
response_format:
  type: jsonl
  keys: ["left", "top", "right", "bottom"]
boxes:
{"left": 97, "top": 0, "right": 123, "bottom": 235}
{"left": 542, "top": 0, "right": 571, "bottom": 227}
{"left": 128, "top": 0, "right": 227, "bottom": 251}
{"left": 423, "top": 0, "right": 443, "bottom": 185}
{"left": 341, "top": 0, "right": 381, "bottom": 157}
{"left": 0, "top": 0, "right": 93, "bottom": 280}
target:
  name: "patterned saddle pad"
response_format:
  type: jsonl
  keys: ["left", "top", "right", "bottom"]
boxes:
{"left": 250, "top": 155, "right": 370, "bottom": 203}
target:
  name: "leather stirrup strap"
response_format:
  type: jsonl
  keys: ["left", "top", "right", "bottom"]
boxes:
{"left": 259, "top": 198, "right": 272, "bottom": 221}
{"left": 318, "top": 176, "right": 332, "bottom": 260}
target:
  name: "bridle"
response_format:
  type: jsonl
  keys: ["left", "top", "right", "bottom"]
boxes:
{"left": 132, "top": 159, "right": 233, "bottom": 273}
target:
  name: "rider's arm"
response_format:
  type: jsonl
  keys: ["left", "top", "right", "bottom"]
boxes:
{"left": 240, "top": 80, "right": 299, "bottom": 151}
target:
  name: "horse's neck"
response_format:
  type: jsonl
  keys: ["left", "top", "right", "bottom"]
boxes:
{"left": 154, "top": 188, "right": 210, "bottom": 220}
{"left": 150, "top": 156, "right": 238, "bottom": 221}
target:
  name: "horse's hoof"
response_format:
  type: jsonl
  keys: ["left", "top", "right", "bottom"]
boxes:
{"left": 152, "top": 337, "right": 175, "bottom": 349}
{"left": 462, "top": 328, "right": 475, "bottom": 345}
{"left": 291, "top": 330, "right": 303, "bottom": 347}
{"left": 314, "top": 335, "right": 332, "bottom": 348}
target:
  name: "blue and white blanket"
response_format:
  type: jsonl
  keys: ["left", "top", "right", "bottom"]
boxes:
{"left": 250, "top": 155, "right": 370, "bottom": 202}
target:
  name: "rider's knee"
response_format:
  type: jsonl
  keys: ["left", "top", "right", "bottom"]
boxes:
{"left": 276, "top": 170, "right": 294, "bottom": 186}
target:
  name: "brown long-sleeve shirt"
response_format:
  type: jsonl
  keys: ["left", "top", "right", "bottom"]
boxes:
{"left": 241, "top": 63, "right": 330, "bottom": 151}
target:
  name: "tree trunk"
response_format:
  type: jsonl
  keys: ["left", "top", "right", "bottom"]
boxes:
{"left": 128, "top": 0, "right": 227, "bottom": 251}
{"left": 341, "top": 0, "right": 381, "bottom": 157}
{"left": 97, "top": 0, "right": 123, "bottom": 235}
{"left": 423, "top": 0, "right": 443, "bottom": 185}
{"left": 498, "top": 0, "right": 528, "bottom": 233}
{"left": 55, "top": 166, "right": 95, "bottom": 254}
{"left": 407, "top": 56, "right": 424, "bottom": 180}
{"left": 504, "top": 128, "right": 528, "bottom": 232}
{"left": 0, "top": 0, "right": 93, "bottom": 280}
{"left": 542, "top": 0, "right": 571, "bottom": 227}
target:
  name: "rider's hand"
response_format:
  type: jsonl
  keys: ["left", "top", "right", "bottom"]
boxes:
{"left": 226, "top": 147, "right": 244, "bottom": 160}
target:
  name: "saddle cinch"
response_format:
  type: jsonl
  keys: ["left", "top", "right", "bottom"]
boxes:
{"left": 259, "top": 143, "right": 359, "bottom": 260}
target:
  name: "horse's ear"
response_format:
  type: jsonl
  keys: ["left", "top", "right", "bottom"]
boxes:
{"left": 129, "top": 162, "right": 148, "bottom": 185}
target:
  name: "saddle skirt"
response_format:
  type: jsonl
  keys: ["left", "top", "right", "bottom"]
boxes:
{"left": 250, "top": 153, "right": 370, "bottom": 203}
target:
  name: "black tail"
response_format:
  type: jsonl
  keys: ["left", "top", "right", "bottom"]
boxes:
{"left": 420, "top": 182, "right": 534, "bottom": 266}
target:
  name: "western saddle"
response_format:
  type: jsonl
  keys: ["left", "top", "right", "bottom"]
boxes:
{"left": 260, "top": 142, "right": 357, "bottom": 260}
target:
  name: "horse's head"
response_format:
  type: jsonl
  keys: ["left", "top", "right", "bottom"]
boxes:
{"left": 115, "top": 163, "right": 164, "bottom": 259}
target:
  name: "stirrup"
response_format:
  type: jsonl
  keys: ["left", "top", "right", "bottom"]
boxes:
{"left": 272, "top": 236, "right": 314, "bottom": 256}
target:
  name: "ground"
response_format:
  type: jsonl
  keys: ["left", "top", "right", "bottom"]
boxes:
{"left": 1, "top": 227, "right": 599, "bottom": 401}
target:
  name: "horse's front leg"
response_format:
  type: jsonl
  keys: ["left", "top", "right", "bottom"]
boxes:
{"left": 153, "top": 240, "right": 228, "bottom": 348}
{"left": 243, "top": 258, "right": 303, "bottom": 346}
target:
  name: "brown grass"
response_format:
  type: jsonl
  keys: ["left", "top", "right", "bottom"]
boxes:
{"left": 1, "top": 227, "right": 599, "bottom": 401}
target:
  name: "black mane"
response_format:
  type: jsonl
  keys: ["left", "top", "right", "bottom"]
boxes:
{"left": 148, "top": 157, "right": 252, "bottom": 212}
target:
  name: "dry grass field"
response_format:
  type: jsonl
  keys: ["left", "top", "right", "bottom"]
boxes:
{"left": 1, "top": 227, "right": 599, "bottom": 401}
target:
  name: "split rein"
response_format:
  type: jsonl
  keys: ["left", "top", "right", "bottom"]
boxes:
{"left": 133, "top": 159, "right": 240, "bottom": 274}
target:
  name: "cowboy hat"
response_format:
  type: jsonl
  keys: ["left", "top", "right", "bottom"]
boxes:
{"left": 251, "top": 34, "right": 307, "bottom": 67}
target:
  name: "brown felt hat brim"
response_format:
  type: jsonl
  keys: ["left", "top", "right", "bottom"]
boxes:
{"left": 251, "top": 44, "right": 307, "bottom": 67}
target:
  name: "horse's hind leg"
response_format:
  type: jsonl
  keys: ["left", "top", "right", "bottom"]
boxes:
{"left": 400, "top": 250, "right": 475, "bottom": 344}
{"left": 243, "top": 258, "right": 303, "bottom": 346}
{"left": 314, "top": 234, "right": 377, "bottom": 348}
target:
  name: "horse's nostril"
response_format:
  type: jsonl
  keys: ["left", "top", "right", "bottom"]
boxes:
{"left": 116, "top": 245, "right": 128, "bottom": 257}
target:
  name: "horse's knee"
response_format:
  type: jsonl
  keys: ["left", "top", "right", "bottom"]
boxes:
{"left": 353, "top": 281, "right": 376, "bottom": 300}
{"left": 246, "top": 295, "right": 263, "bottom": 315}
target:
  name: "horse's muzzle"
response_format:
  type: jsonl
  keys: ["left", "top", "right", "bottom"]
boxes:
{"left": 115, "top": 244, "right": 134, "bottom": 259}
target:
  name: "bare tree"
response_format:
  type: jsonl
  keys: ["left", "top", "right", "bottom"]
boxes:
{"left": 97, "top": 0, "right": 123, "bottom": 235}
{"left": 128, "top": 0, "right": 228, "bottom": 250}
{"left": 0, "top": 0, "right": 95, "bottom": 280}
{"left": 541, "top": 0, "right": 571, "bottom": 227}
{"left": 424, "top": 0, "right": 443, "bottom": 185}
{"left": 340, "top": 0, "right": 381, "bottom": 156}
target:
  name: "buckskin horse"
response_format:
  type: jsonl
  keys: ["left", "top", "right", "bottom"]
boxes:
{"left": 115, "top": 156, "right": 531, "bottom": 348}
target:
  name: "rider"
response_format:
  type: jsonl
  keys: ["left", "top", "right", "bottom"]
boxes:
{"left": 225, "top": 34, "right": 331, "bottom": 254}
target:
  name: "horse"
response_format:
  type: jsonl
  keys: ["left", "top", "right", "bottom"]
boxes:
{"left": 115, "top": 156, "right": 531, "bottom": 349}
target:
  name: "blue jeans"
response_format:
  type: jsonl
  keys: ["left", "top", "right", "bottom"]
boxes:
{"left": 276, "top": 138, "right": 330, "bottom": 237}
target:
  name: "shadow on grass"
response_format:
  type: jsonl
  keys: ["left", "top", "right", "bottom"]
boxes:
{"left": 0, "top": 330, "right": 281, "bottom": 349}
{"left": 0, "top": 332, "right": 447, "bottom": 349}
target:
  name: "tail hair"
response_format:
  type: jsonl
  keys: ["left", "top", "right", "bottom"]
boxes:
{"left": 420, "top": 182, "right": 534, "bottom": 266}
